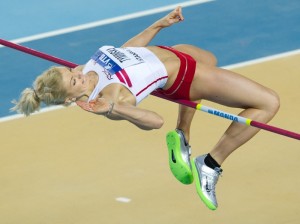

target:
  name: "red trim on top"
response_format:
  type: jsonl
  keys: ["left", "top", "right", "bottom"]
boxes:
{"left": 115, "top": 71, "right": 126, "bottom": 84}
{"left": 136, "top": 76, "right": 168, "bottom": 96}
{"left": 120, "top": 69, "right": 132, "bottom": 87}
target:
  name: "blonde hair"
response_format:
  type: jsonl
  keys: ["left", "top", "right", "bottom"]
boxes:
{"left": 11, "top": 66, "right": 70, "bottom": 116}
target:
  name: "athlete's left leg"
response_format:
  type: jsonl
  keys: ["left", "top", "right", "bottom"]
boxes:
{"left": 166, "top": 44, "right": 218, "bottom": 185}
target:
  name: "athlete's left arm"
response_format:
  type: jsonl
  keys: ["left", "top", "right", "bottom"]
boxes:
{"left": 121, "top": 6, "right": 184, "bottom": 48}
{"left": 76, "top": 99, "right": 164, "bottom": 130}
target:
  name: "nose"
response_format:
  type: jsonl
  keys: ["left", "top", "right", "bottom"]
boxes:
{"left": 76, "top": 73, "right": 83, "bottom": 79}
{"left": 77, "top": 73, "right": 85, "bottom": 84}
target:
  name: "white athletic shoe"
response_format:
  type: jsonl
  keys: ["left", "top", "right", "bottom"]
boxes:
{"left": 191, "top": 154, "right": 222, "bottom": 210}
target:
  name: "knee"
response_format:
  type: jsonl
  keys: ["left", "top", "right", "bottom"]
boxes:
{"left": 205, "top": 51, "right": 218, "bottom": 66}
{"left": 173, "top": 44, "right": 217, "bottom": 66}
{"left": 196, "top": 48, "right": 217, "bottom": 66}
{"left": 266, "top": 89, "right": 280, "bottom": 118}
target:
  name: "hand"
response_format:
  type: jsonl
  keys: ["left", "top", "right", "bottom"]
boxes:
{"left": 157, "top": 6, "right": 184, "bottom": 28}
{"left": 76, "top": 98, "right": 111, "bottom": 115}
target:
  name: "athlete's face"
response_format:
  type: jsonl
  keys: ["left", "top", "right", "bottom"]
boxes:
{"left": 60, "top": 67, "right": 89, "bottom": 101}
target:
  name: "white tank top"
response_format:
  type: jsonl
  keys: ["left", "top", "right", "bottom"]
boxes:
{"left": 82, "top": 46, "right": 168, "bottom": 105}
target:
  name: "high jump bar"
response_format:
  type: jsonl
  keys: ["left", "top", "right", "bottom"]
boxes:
{"left": 1, "top": 38, "right": 299, "bottom": 141}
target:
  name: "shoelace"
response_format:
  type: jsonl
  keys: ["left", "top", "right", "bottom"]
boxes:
{"left": 214, "top": 167, "right": 223, "bottom": 177}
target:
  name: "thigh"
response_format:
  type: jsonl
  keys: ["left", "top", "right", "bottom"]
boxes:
{"left": 190, "top": 65, "right": 277, "bottom": 110}
{"left": 172, "top": 44, "right": 217, "bottom": 66}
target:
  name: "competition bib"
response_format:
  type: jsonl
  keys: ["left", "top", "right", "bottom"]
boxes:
{"left": 91, "top": 46, "right": 145, "bottom": 74}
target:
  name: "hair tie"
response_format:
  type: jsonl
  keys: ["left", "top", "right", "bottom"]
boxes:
{"left": 33, "top": 89, "right": 40, "bottom": 101}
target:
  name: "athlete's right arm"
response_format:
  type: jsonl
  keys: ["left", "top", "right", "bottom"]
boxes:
{"left": 121, "top": 6, "right": 184, "bottom": 48}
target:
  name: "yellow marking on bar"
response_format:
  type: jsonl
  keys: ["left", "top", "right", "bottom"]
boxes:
{"left": 196, "top": 104, "right": 202, "bottom": 110}
{"left": 246, "top": 119, "right": 252, "bottom": 126}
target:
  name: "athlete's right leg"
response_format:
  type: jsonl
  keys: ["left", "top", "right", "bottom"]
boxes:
{"left": 189, "top": 64, "right": 279, "bottom": 210}
{"left": 191, "top": 65, "right": 280, "bottom": 165}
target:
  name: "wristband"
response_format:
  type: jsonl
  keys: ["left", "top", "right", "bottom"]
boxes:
{"left": 106, "top": 101, "right": 115, "bottom": 117}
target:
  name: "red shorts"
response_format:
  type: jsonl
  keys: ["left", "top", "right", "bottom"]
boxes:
{"left": 156, "top": 46, "right": 196, "bottom": 100}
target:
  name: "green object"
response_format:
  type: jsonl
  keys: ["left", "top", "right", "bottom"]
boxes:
{"left": 166, "top": 130, "right": 193, "bottom": 185}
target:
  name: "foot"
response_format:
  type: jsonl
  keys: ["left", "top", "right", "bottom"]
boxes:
{"left": 191, "top": 154, "right": 222, "bottom": 210}
{"left": 166, "top": 129, "right": 193, "bottom": 184}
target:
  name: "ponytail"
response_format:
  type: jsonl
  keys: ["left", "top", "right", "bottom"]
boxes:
{"left": 11, "top": 88, "right": 41, "bottom": 116}
{"left": 11, "top": 66, "right": 68, "bottom": 116}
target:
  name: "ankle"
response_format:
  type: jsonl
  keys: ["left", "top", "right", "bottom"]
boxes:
{"left": 176, "top": 128, "right": 190, "bottom": 143}
{"left": 204, "top": 154, "right": 221, "bottom": 169}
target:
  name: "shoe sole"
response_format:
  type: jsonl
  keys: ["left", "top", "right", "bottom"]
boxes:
{"left": 191, "top": 158, "right": 217, "bottom": 210}
{"left": 166, "top": 131, "right": 193, "bottom": 185}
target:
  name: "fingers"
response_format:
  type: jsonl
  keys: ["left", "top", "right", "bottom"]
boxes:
{"left": 157, "top": 6, "right": 184, "bottom": 28}
{"left": 76, "top": 101, "right": 94, "bottom": 112}
{"left": 169, "top": 6, "right": 184, "bottom": 24}
{"left": 175, "top": 6, "right": 184, "bottom": 21}
{"left": 76, "top": 98, "right": 109, "bottom": 115}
